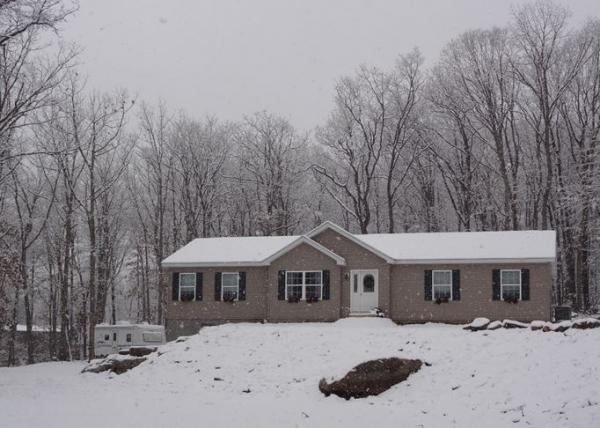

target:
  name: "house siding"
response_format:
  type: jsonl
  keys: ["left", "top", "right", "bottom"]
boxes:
{"left": 389, "top": 263, "right": 553, "bottom": 323}
{"left": 311, "top": 228, "right": 391, "bottom": 316}
{"left": 164, "top": 243, "right": 343, "bottom": 339}
{"left": 267, "top": 242, "right": 342, "bottom": 322}
{"left": 164, "top": 266, "right": 268, "bottom": 340}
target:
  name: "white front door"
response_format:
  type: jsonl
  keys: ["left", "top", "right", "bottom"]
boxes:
{"left": 350, "top": 270, "right": 379, "bottom": 313}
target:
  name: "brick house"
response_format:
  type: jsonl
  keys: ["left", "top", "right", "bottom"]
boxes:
{"left": 162, "top": 221, "right": 555, "bottom": 339}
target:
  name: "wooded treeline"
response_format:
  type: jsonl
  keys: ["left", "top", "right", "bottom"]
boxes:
{"left": 1, "top": 0, "right": 599, "bottom": 365}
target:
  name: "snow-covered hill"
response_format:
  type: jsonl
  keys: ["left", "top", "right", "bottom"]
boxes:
{"left": 1, "top": 318, "right": 599, "bottom": 427}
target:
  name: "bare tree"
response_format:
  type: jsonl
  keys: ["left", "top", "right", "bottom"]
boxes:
{"left": 234, "top": 112, "right": 307, "bottom": 236}
{"left": 314, "top": 66, "right": 387, "bottom": 233}
{"left": 0, "top": 0, "right": 76, "bottom": 174}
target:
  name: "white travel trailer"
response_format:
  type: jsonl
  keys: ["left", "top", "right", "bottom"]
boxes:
{"left": 95, "top": 322, "right": 166, "bottom": 357}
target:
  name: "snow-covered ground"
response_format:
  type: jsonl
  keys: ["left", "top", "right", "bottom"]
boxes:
{"left": 1, "top": 318, "right": 599, "bottom": 428}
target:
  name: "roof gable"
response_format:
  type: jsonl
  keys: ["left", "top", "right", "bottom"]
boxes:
{"left": 263, "top": 236, "right": 346, "bottom": 265}
{"left": 306, "top": 221, "right": 395, "bottom": 263}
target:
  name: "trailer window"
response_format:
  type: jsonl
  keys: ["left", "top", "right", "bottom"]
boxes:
{"left": 104, "top": 334, "right": 110, "bottom": 341}
{"left": 126, "top": 333, "right": 132, "bottom": 342}
{"left": 142, "top": 332, "right": 163, "bottom": 342}
{"left": 113, "top": 332, "right": 117, "bottom": 341}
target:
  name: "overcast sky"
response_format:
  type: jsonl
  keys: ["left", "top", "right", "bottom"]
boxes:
{"left": 63, "top": 0, "right": 600, "bottom": 131}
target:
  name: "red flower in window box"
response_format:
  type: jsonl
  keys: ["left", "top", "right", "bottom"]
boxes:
{"left": 180, "top": 294, "right": 194, "bottom": 302}
{"left": 222, "top": 294, "right": 236, "bottom": 303}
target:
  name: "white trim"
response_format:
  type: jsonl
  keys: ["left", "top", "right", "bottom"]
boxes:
{"left": 306, "top": 221, "right": 394, "bottom": 263}
{"left": 221, "top": 272, "right": 240, "bottom": 301}
{"left": 164, "top": 261, "right": 266, "bottom": 268}
{"left": 263, "top": 236, "right": 346, "bottom": 266}
{"left": 391, "top": 257, "right": 554, "bottom": 265}
{"left": 432, "top": 269, "right": 453, "bottom": 301}
{"left": 164, "top": 257, "right": 554, "bottom": 268}
{"left": 500, "top": 269, "right": 522, "bottom": 301}
{"left": 285, "top": 270, "right": 323, "bottom": 301}
{"left": 178, "top": 272, "right": 196, "bottom": 301}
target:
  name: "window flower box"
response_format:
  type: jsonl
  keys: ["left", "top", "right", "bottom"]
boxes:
{"left": 434, "top": 296, "right": 450, "bottom": 305}
{"left": 287, "top": 296, "right": 301, "bottom": 303}
{"left": 306, "top": 295, "right": 320, "bottom": 303}
{"left": 504, "top": 296, "right": 519, "bottom": 304}
{"left": 223, "top": 294, "right": 236, "bottom": 303}
{"left": 180, "top": 293, "right": 195, "bottom": 302}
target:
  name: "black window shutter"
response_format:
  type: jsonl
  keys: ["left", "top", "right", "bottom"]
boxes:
{"left": 322, "top": 270, "right": 330, "bottom": 300}
{"left": 172, "top": 272, "right": 179, "bottom": 301}
{"left": 424, "top": 270, "right": 432, "bottom": 301}
{"left": 452, "top": 269, "right": 460, "bottom": 301}
{"left": 215, "top": 272, "right": 222, "bottom": 301}
{"left": 521, "top": 269, "right": 530, "bottom": 301}
{"left": 238, "top": 272, "right": 246, "bottom": 300}
{"left": 492, "top": 269, "right": 501, "bottom": 300}
{"left": 278, "top": 270, "right": 286, "bottom": 300}
{"left": 195, "top": 272, "right": 203, "bottom": 301}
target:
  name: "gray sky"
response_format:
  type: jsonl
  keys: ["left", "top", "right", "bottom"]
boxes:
{"left": 63, "top": 0, "right": 600, "bottom": 131}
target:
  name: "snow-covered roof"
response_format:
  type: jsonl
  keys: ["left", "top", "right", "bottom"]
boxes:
{"left": 162, "top": 235, "right": 346, "bottom": 267}
{"left": 162, "top": 222, "right": 556, "bottom": 267}
{"left": 356, "top": 230, "right": 556, "bottom": 263}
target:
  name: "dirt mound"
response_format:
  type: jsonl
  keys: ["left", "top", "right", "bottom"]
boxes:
{"left": 319, "top": 357, "right": 422, "bottom": 400}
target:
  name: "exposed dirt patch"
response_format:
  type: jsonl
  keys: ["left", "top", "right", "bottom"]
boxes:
{"left": 82, "top": 356, "right": 147, "bottom": 375}
{"left": 319, "top": 357, "right": 422, "bottom": 400}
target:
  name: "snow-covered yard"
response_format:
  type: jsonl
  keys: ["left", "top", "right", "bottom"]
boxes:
{"left": 1, "top": 318, "right": 599, "bottom": 428}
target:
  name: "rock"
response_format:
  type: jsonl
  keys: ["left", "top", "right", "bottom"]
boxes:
{"left": 318, "top": 357, "right": 422, "bottom": 400}
{"left": 530, "top": 320, "right": 546, "bottom": 331}
{"left": 464, "top": 317, "right": 490, "bottom": 331}
{"left": 502, "top": 319, "right": 528, "bottom": 329}
{"left": 543, "top": 321, "right": 572, "bottom": 332}
{"left": 128, "top": 346, "right": 157, "bottom": 357}
{"left": 572, "top": 318, "right": 600, "bottom": 330}
{"left": 82, "top": 355, "right": 146, "bottom": 375}
{"left": 487, "top": 321, "right": 503, "bottom": 330}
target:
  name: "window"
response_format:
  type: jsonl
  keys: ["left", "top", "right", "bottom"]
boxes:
{"left": 222, "top": 273, "right": 240, "bottom": 301}
{"left": 142, "top": 332, "right": 163, "bottom": 343}
{"left": 126, "top": 333, "right": 132, "bottom": 343}
{"left": 363, "top": 274, "right": 375, "bottom": 293}
{"left": 286, "top": 271, "right": 322, "bottom": 301}
{"left": 501, "top": 270, "right": 521, "bottom": 301}
{"left": 104, "top": 334, "right": 110, "bottom": 341}
{"left": 432, "top": 270, "right": 452, "bottom": 300}
{"left": 305, "top": 271, "right": 323, "bottom": 300}
{"left": 113, "top": 332, "right": 117, "bottom": 341}
{"left": 286, "top": 271, "right": 303, "bottom": 300}
{"left": 179, "top": 273, "right": 196, "bottom": 301}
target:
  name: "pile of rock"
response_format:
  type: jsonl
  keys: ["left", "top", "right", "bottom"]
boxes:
{"left": 82, "top": 347, "right": 158, "bottom": 375}
{"left": 82, "top": 354, "right": 148, "bottom": 374}
{"left": 464, "top": 317, "right": 600, "bottom": 333}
